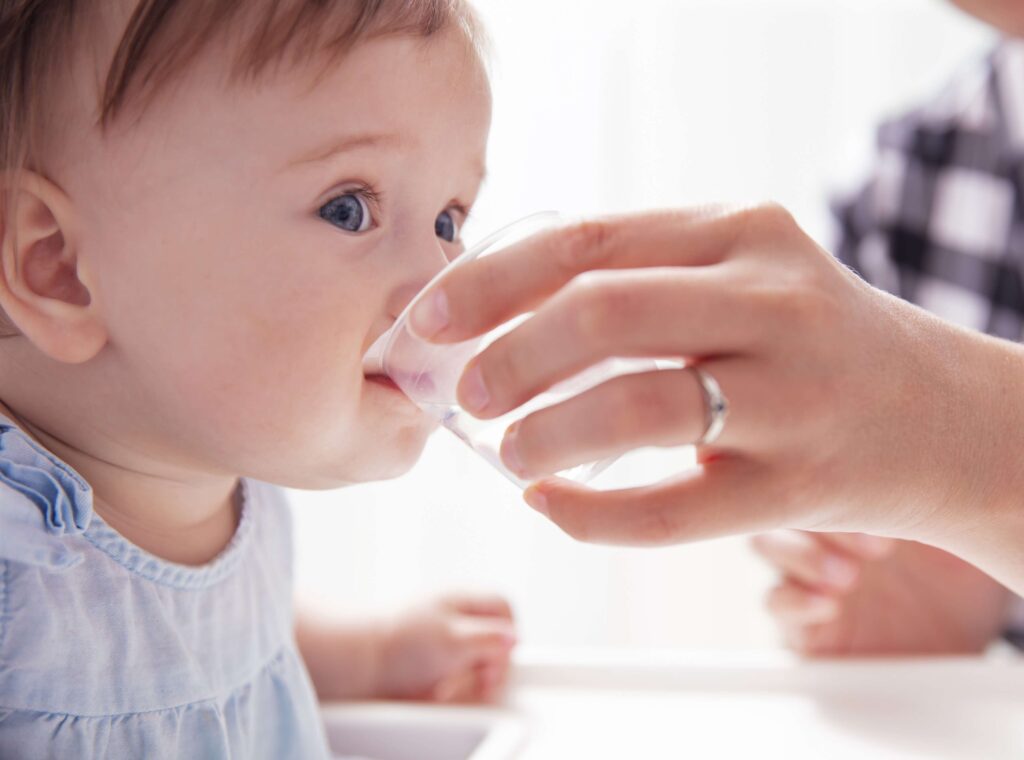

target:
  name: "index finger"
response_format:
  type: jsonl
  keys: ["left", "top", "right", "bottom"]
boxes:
{"left": 409, "top": 206, "right": 747, "bottom": 343}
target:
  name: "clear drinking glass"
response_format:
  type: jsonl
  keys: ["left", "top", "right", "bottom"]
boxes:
{"left": 363, "top": 213, "right": 686, "bottom": 489}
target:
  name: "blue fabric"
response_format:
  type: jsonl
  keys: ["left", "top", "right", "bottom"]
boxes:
{"left": 0, "top": 416, "right": 330, "bottom": 758}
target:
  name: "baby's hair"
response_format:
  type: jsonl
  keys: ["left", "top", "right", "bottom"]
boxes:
{"left": 0, "top": 0, "right": 484, "bottom": 336}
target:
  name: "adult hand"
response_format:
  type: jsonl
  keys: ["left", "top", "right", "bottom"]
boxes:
{"left": 751, "top": 531, "right": 1012, "bottom": 655}
{"left": 409, "top": 205, "right": 1024, "bottom": 593}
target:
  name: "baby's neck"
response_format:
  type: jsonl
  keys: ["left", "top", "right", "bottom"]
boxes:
{"left": 94, "top": 481, "right": 241, "bottom": 566}
{"left": 0, "top": 399, "right": 240, "bottom": 566}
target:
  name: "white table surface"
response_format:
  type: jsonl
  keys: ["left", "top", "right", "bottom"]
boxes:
{"left": 327, "top": 648, "right": 1024, "bottom": 760}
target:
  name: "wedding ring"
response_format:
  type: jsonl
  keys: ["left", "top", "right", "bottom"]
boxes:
{"left": 690, "top": 366, "right": 729, "bottom": 447}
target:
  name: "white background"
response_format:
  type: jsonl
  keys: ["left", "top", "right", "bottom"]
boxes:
{"left": 292, "top": 0, "right": 995, "bottom": 650}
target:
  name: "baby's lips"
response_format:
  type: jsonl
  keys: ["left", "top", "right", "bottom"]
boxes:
{"left": 361, "top": 328, "right": 394, "bottom": 375}
{"left": 364, "top": 351, "right": 439, "bottom": 401}
{"left": 391, "top": 368, "right": 437, "bottom": 399}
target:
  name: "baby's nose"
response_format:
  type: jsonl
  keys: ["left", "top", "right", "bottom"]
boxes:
{"left": 386, "top": 240, "right": 451, "bottom": 319}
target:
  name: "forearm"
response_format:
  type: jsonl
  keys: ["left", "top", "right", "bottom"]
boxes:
{"left": 294, "top": 606, "right": 385, "bottom": 702}
{"left": 913, "top": 318, "right": 1024, "bottom": 598}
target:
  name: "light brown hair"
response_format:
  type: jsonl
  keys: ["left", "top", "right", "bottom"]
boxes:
{"left": 0, "top": 0, "right": 483, "bottom": 335}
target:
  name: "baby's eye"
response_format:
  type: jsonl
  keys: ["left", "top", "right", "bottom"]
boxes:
{"left": 319, "top": 192, "right": 374, "bottom": 233}
{"left": 435, "top": 209, "right": 460, "bottom": 243}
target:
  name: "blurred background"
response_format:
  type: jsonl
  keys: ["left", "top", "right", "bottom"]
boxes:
{"left": 292, "top": 0, "right": 995, "bottom": 650}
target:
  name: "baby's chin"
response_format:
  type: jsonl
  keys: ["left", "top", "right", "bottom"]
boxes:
{"left": 347, "top": 431, "right": 432, "bottom": 483}
{"left": 276, "top": 417, "right": 436, "bottom": 490}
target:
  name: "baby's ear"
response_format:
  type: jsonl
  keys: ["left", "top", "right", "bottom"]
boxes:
{"left": 0, "top": 171, "right": 106, "bottom": 363}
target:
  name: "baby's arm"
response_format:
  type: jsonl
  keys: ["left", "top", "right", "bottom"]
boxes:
{"left": 295, "top": 595, "right": 517, "bottom": 703}
{"left": 295, "top": 610, "right": 383, "bottom": 701}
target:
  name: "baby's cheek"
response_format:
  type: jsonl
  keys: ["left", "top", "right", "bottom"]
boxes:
{"left": 179, "top": 310, "right": 362, "bottom": 450}
{"left": 245, "top": 329, "right": 359, "bottom": 431}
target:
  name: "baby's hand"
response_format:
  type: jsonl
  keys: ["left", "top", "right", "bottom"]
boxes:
{"left": 751, "top": 530, "right": 1010, "bottom": 655}
{"left": 375, "top": 594, "right": 517, "bottom": 703}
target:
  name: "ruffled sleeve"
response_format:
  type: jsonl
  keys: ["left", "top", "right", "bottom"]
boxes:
{"left": 0, "top": 419, "right": 92, "bottom": 570}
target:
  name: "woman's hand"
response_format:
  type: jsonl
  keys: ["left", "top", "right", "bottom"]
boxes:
{"left": 410, "top": 205, "right": 1024, "bottom": 591}
{"left": 751, "top": 531, "right": 1012, "bottom": 655}
{"left": 374, "top": 594, "right": 517, "bottom": 703}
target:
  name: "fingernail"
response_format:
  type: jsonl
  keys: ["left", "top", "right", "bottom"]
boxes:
{"left": 501, "top": 422, "right": 527, "bottom": 477}
{"left": 524, "top": 486, "right": 548, "bottom": 517}
{"left": 460, "top": 364, "right": 490, "bottom": 414}
{"left": 823, "top": 556, "right": 857, "bottom": 588}
{"left": 410, "top": 288, "right": 449, "bottom": 339}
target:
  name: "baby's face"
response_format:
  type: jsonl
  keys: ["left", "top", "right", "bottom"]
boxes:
{"left": 63, "top": 29, "right": 491, "bottom": 487}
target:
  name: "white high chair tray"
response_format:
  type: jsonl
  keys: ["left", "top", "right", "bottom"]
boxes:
{"left": 324, "top": 648, "right": 1024, "bottom": 760}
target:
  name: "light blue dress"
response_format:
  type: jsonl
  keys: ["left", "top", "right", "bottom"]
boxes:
{"left": 0, "top": 414, "right": 331, "bottom": 758}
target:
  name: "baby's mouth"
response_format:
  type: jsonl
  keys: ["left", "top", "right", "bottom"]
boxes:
{"left": 361, "top": 324, "right": 446, "bottom": 403}
{"left": 365, "top": 374, "right": 400, "bottom": 391}
{"left": 367, "top": 368, "right": 436, "bottom": 398}
{"left": 361, "top": 330, "right": 391, "bottom": 376}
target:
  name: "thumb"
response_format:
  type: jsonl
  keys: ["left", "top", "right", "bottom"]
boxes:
{"left": 525, "top": 457, "right": 768, "bottom": 546}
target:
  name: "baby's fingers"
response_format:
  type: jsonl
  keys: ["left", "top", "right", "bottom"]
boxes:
{"left": 433, "top": 662, "right": 508, "bottom": 704}
{"left": 432, "top": 666, "right": 484, "bottom": 703}
{"left": 440, "top": 593, "right": 515, "bottom": 621}
{"left": 750, "top": 530, "right": 861, "bottom": 592}
{"left": 766, "top": 581, "right": 841, "bottom": 626}
{"left": 451, "top": 617, "right": 518, "bottom": 665}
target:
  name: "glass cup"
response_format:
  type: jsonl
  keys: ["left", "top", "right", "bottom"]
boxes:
{"left": 363, "top": 212, "right": 689, "bottom": 489}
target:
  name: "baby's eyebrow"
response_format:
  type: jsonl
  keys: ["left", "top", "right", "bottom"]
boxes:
{"left": 283, "top": 131, "right": 406, "bottom": 171}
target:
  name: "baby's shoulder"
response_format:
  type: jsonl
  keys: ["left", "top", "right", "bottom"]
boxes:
{"left": 0, "top": 416, "right": 107, "bottom": 714}
{"left": 0, "top": 416, "right": 93, "bottom": 571}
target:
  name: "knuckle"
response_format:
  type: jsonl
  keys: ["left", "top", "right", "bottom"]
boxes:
{"left": 746, "top": 201, "right": 798, "bottom": 237}
{"left": 559, "top": 219, "right": 616, "bottom": 273}
{"left": 565, "top": 273, "right": 633, "bottom": 346}
{"left": 756, "top": 271, "right": 839, "bottom": 333}
{"left": 564, "top": 273, "right": 608, "bottom": 343}
{"left": 732, "top": 202, "right": 808, "bottom": 261}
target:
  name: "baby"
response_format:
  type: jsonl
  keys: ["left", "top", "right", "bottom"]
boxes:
{"left": 0, "top": 0, "right": 515, "bottom": 757}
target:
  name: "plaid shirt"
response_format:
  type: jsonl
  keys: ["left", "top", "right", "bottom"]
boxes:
{"left": 834, "top": 40, "right": 1024, "bottom": 338}
{"left": 831, "top": 40, "right": 1024, "bottom": 645}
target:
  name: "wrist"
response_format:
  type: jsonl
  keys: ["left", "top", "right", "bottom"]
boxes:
{"left": 368, "top": 614, "right": 401, "bottom": 699}
{"left": 295, "top": 611, "right": 391, "bottom": 702}
{"left": 914, "top": 317, "right": 1024, "bottom": 590}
